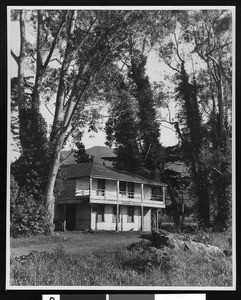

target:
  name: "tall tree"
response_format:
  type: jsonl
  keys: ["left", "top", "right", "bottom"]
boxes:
{"left": 74, "top": 142, "right": 91, "bottom": 164}
{"left": 11, "top": 9, "right": 147, "bottom": 234}
{"left": 157, "top": 9, "right": 232, "bottom": 229}
{"left": 128, "top": 50, "right": 166, "bottom": 180}
{"left": 105, "top": 77, "right": 142, "bottom": 174}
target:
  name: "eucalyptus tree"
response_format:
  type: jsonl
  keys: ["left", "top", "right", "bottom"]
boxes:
{"left": 11, "top": 9, "right": 156, "bottom": 234}
{"left": 157, "top": 9, "right": 232, "bottom": 229}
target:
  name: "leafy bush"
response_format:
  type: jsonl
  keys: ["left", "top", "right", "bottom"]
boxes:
{"left": 119, "top": 240, "right": 177, "bottom": 274}
{"left": 10, "top": 176, "right": 47, "bottom": 237}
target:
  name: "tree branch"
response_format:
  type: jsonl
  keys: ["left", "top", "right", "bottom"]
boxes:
{"left": 11, "top": 50, "right": 19, "bottom": 65}
{"left": 60, "top": 148, "right": 75, "bottom": 165}
{"left": 44, "top": 102, "right": 54, "bottom": 117}
{"left": 42, "top": 11, "right": 68, "bottom": 70}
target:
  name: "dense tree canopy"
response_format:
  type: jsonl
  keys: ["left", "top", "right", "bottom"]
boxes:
{"left": 10, "top": 8, "right": 233, "bottom": 234}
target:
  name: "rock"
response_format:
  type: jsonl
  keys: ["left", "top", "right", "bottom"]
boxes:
{"left": 151, "top": 230, "right": 226, "bottom": 257}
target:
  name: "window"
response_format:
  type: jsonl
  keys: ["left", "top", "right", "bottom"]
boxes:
{"left": 119, "top": 181, "right": 135, "bottom": 198}
{"left": 119, "top": 181, "right": 126, "bottom": 196}
{"left": 97, "top": 179, "right": 105, "bottom": 196}
{"left": 127, "top": 206, "right": 134, "bottom": 223}
{"left": 112, "top": 205, "right": 117, "bottom": 223}
{"left": 97, "top": 205, "right": 105, "bottom": 222}
{"left": 151, "top": 186, "right": 163, "bottom": 201}
{"left": 128, "top": 182, "right": 134, "bottom": 198}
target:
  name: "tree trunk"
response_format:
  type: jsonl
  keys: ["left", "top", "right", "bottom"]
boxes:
{"left": 44, "top": 131, "right": 66, "bottom": 235}
{"left": 166, "top": 185, "right": 181, "bottom": 230}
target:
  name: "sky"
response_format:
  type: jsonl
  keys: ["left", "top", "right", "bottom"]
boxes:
{"left": 9, "top": 11, "right": 178, "bottom": 157}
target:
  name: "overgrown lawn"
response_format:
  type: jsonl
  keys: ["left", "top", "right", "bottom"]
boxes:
{"left": 10, "top": 234, "right": 233, "bottom": 286}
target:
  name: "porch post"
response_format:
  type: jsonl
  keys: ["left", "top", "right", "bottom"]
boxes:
{"left": 162, "top": 186, "right": 165, "bottom": 204}
{"left": 141, "top": 183, "right": 144, "bottom": 231}
{"left": 63, "top": 204, "right": 66, "bottom": 231}
{"left": 141, "top": 205, "right": 144, "bottom": 232}
{"left": 89, "top": 177, "right": 92, "bottom": 201}
{"left": 156, "top": 208, "right": 159, "bottom": 230}
{"left": 116, "top": 181, "right": 119, "bottom": 232}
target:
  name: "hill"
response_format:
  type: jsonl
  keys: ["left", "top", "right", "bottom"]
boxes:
{"left": 61, "top": 146, "right": 115, "bottom": 165}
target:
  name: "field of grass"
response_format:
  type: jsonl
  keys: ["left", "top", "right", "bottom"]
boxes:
{"left": 10, "top": 230, "right": 233, "bottom": 287}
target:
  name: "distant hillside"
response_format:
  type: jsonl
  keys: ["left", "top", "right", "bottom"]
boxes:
{"left": 61, "top": 146, "right": 115, "bottom": 165}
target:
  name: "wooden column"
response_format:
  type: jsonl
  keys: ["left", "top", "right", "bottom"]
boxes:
{"left": 89, "top": 178, "right": 93, "bottom": 230}
{"left": 156, "top": 208, "right": 159, "bottom": 230}
{"left": 162, "top": 186, "right": 165, "bottom": 204}
{"left": 63, "top": 204, "right": 66, "bottom": 231}
{"left": 89, "top": 177, "right": 92, "bottom": 201}
{"left": 116, "top": 181, "right": 119, "bottom": 232}
{"left": 141, "top": 205, "right": 144, "bottom": 232}
{"left": 141, "top": 183, "right": 144, "bottom": 231}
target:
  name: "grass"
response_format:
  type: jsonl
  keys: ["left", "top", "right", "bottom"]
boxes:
{"left": 10, "top": 231, "right": 233, "bottom": 287}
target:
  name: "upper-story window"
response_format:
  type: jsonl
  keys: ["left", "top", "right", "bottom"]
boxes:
{"left": 97, "top": 179, "right": 105, "bottom": 196}
{"left": 119, "top": 181, "right": 135, "bottom": 198}
{"left": 119, "top": 181, "right": 127, "bottom": 196}
{"left": 151, "top": 186, "right": 163, "bottom": 201}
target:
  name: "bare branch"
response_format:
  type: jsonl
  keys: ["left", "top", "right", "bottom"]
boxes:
{"left": 211, "top": 166, "right": 224, "bottom": 177}
{"left": 173, "top": 31, "right": 184, "bottom": 63}
{"left": 11, "top": 50, "right": 19, "bottom": 65}
{"left": 43, "top": 11, "right": 68, "bottom": 70}
{"left": 44, "top": 102, "right": 54, "bottom": 117}
{"left": 160, "top": 123, "right": 177, "bottom": 133}
{"left": 60, "top": 148, "right": 75, "bottom": 165}
{"left": 162, "top": 56, "right": 181, "bottom": 74}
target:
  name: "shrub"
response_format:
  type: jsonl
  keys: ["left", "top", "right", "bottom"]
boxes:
{"left": 10, "top": 176, "right": 47, "bottom": 237}
{"left": 120, "top": 241, "right": 177, "bottom": 274}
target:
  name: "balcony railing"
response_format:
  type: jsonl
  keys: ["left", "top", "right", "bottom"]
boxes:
{"left": 76, "top": 189, "right": 164, "bottom": 202}
{"left": 150, "top": 194, "right": 164, "bottom": 201}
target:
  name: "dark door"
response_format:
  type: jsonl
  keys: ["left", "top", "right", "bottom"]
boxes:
{"left": 66, "top": 205, "right": 76, "bottom": 231}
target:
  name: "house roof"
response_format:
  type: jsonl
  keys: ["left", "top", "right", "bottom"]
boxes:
{"left": 61, "top": 162, "right": 167, "bottom": 186}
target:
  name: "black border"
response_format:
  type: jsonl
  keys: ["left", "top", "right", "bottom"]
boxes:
{"left": 2, "top": 1, "right": 240, "bottom": 299}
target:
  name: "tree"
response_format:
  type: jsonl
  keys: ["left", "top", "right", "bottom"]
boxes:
{"left": 74, "top": 142, "right": 91, "bottom": 164}
{"left": 11, "top": 9, "right": 148, "bottom": 234}
{"left": 157, "top": 9, "right": 232, "bottom": 229}
{"left": 128, "top": 50, "right": 166, "bottom": 180}
{"left": 105, "top": 77, "right": 143, "bottom": 174}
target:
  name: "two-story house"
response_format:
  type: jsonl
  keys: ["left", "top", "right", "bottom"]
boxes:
{"left": 54, "top": 162, "right": 167, "bottom": 232}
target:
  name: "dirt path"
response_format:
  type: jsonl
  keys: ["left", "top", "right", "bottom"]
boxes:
{"left": 10, "top": 231, "right": 144, "bottom": 257}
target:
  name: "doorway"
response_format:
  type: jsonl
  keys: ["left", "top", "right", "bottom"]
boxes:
{"left": 66, "top": 204, "right": 76, "bottom": 231}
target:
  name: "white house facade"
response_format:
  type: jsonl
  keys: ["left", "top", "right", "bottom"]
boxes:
{"left": 54, "top": 162, "right": 167, "bottom": 232}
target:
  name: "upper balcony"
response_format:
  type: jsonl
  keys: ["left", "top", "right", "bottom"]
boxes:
{"left": 75, "top": 177, "right": 166, "bottom": 208}
{"left": 57, "top": 163, "right": 167, "bottom": 208}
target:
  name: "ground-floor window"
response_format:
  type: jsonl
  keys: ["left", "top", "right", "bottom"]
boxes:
{"left": 127, "top": 206, "right": 134, "bottom": 223}
{"left": 97, "top": 205, "right": 105, "bottom": 222}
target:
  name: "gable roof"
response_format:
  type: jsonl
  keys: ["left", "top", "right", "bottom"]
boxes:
{"left": 61, "top": 162, "right": 167, "bottom": 186}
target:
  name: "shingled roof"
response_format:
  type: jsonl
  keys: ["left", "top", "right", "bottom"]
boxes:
{"left": 61, "top": 162, "right": 167, "bottom": 186}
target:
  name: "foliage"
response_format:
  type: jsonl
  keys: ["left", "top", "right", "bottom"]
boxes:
{"left": 10, "top": 176, "right": 47, "bottom": 237}
{"left": 74, "top": 142, "right": 91, "bottom": 164}
{"left": 105, "top": 77, "right": 143, "bottom": 173}
{"left": 10, "top": 232, "right": 232, "bottom": 286}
